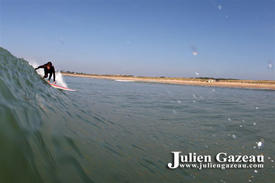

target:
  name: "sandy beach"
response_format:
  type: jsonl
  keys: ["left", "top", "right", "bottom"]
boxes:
{"left": 62, "top": 72, "right": 275, "bottom": 90}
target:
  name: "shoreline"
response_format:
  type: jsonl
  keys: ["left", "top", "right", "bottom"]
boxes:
{"left": 61, "top": 72, "right": 275, "bottom": 90}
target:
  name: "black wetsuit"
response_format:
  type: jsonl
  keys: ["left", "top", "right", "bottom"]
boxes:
{"left": 35, "top": 64, "right": 56, "bottom": 82}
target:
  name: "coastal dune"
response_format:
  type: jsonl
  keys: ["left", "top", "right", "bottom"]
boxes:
{"left": 62, "top": 72, "right": 275, "bottom": 90}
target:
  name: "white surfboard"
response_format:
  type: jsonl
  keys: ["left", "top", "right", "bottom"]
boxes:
{"left": 47, "top": 81, "right": 76, "bottom": 91}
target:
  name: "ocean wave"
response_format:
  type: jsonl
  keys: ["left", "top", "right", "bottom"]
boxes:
{"left": 0, "top": 47, "right": 93, "bottom": 183}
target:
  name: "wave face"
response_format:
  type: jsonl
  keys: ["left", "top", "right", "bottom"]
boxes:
{"left": 0, "top": 47, "right": 46, "bottom": 182}
{"left": 0, "top": 47, "right": 93, "bottom": 183}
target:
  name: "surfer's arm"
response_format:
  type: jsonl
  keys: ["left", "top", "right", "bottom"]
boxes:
{"left": 48, "top": 67, "right": 56, "bottom": 82}
{"left": 35, "top": 65, "right": 44, "bottom": 70}
{"left": 48, "top": 73, "right": 52, "bottom": 81}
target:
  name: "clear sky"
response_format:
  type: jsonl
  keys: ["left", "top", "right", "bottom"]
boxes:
{"left": 0, "top": 0, "right": 274, "bottom": 79}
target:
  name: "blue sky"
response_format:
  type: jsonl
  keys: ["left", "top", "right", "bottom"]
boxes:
{"left": 1, "top": 0, "right": 274, "bottom": 79}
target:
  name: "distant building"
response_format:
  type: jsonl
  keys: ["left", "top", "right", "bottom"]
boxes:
{"left": 208, "top": 79, "right": 216, "bottom": 83}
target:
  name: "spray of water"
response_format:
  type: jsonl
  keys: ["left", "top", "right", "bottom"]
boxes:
{"left": 55, "top": 71, "right": 68, "bottom": 87}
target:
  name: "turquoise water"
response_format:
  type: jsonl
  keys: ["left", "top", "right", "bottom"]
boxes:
{"left": 0, "top": 47, "right": 275, "bottom": 183}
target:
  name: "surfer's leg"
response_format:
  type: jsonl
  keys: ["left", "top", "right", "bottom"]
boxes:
{"left": 44, "top": 74, "right": 48, "bottom": 79}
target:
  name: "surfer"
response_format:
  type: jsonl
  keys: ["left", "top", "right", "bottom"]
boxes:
{"left": 35, "top": 62, "right": 56, "bottom": 83}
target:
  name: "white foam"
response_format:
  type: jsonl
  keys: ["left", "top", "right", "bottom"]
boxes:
{"left": 55, "top": 71, "right": 67, "bottom": 87}
{"left": 115, "top": 80, "right": 134, "bottom": 82}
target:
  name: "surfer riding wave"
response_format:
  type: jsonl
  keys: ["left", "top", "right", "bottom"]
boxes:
{"left": 35, "top": 62, "right": 56, "bottom": 83}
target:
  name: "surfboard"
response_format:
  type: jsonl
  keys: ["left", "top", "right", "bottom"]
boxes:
{"left": 47, "top": 81, "right": 76, "bottom": 91}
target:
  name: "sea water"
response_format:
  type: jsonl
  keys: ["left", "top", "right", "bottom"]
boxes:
{"left": 0, "top": 47, "right": 274, "bottom": 183}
